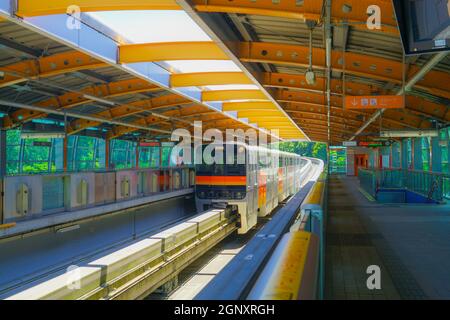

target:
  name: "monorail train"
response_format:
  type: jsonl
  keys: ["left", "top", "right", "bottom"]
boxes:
{"left": 195, "top": 143, "right": 310, "bottom": 234}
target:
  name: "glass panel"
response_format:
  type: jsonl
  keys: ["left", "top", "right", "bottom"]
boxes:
{"left": 421, "top": 137, "right": 431, "bottom": 171}
{"left": 392, "top": 142, "right": 401, "bottom": 168}
{"left": 110, "top": 139, "right": 136, "bottom": 169}
{"left": 329, "top": 147, "right": 347, "bottom": 174}
{"left": 406, "top": 138, "right": 412, "bottom": 169}
{"left": 6, "top": 130, "right": 62, "bottom": 174}
{"left": 6, "top": 130, "right": 21, "bottom": 175}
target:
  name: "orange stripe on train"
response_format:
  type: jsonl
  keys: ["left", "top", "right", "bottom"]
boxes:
{"left": 195, "top": 176, "right": 247, "bottom": 186}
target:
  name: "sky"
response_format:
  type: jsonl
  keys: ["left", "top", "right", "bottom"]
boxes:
{"left": 88, "top": 10, "right": 244, "bottom": 79}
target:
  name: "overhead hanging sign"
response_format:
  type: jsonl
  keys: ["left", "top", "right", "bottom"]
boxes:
{"left": 342, "top": 141, "right": 358, "bottom": 147}
{"left": 344, "top": 95, "right": 404, "bottom": 110}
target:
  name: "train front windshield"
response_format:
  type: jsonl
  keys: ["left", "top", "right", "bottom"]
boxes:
{"left": 195, "top": 145, "right": 247, "bottom": 200}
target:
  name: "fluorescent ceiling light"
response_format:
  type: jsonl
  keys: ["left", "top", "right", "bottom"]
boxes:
{"left": 21, "top": 132, "right": 66, "bottom": 139}
{"left": 83, "top": 94, "right": 116, "bottom": 106}
{"left": 204, "top": 85, "right": 259, "bottom": 91}
{"left": 88, "top": 11, "right": 211, "bottom": 43}
{"left": 380, "top": 130, "right": 439, "bottom": 138}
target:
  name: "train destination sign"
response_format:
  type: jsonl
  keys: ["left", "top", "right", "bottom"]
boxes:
{"left": 344, "top": 95, "right": 405, "bottom": 110}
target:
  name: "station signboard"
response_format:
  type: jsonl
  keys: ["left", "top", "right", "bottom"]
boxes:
{"left": 358, "top": 141, "right": 392, "bottom": 148}
{"left": 342, "top": 141, "right": 358, "bottom": 147}
{"left": 139, "top": 141, "right": 160, "bottom": 147}
{"left": 32, "top": 141, "right": 52, "bottom": 147}
{"left": 161, "top": 142, "right": 175, "bottom": 147}
{"left": 344, "top": 95, "right": 404, "bottom": 110}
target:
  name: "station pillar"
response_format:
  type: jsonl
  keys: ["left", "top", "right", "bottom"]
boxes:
{"left": 413, "top": 138, "right": 423, "bottom": 170}
{"left": 135, "top": 141, "right": 140, "bottom": 169}
{"left": 105, "top": 138, "right": 110, "bottom": 169}
{"left": 63, "top": 136, "right": 68, "bottom": 172}
{"left": 431, "top": 137, "right": 442, "bottom": 173}
{"left": 0, "top": 129, "right": 6, "bottom": 178}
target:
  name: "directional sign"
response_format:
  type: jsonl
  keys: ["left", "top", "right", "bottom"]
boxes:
{"left": 345, "top": 95, "right": 404, "bottom": 110}
{"left": 343, "top": 141, "right": 358, "bottom": 147}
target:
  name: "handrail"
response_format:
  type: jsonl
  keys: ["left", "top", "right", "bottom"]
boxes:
{"left": 358, "top": 167, "right": 450, "bottom": 202}
{"left": 4, "top": 165, "right": 195, "bottom": 178}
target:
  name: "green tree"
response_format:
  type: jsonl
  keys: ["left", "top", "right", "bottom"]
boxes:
{"left": 279, "top": 141, "right": 328, "bottom": 162}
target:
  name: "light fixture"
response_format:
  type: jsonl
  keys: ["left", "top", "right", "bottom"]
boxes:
{"left": 342, "top": 4, "right": 352, "bottom": 13}
{"left": 380, "top": 130, "right": 439, "bottom": 138}
{"left": 83, "top": 94, "right": 116, "bottom": 106}
{"left": 305, "top": 70, "right": 316, "bottom": 86}
{"left": 305, "top": 20, "right": 316, "bottom": 86}
{"left": 20, "top": 131, "right": 66, "bottom": 139}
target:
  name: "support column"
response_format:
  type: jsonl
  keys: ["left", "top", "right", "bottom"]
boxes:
{"left": 63, "top": 136, "right": 68, "bottom": 172}
{"left": 0, "top": 128, "right": 5, "bottom": 224}
{"left": 413, "top": 138, "right": 422, "bottom": 170}
{"left": 105, "top": 138, "right": 110, "bottom": 170}
{"left": 135, "top": 141, "right": 140, "bottom": 169}
{"left": 431, "top": 137, "right": 442, "bottom": 173}
{"left": 447, "top": 131, "right": 450, "bottom": 173}
{"left": 0, "top": 129, "right": 7, "bottom": 178}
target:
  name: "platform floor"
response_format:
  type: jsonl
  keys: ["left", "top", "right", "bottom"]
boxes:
{"left": 325, "top": 175, "right": 450, "bottom": 300}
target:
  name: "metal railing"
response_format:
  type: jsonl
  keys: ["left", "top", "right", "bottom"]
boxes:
{"left": 358, "top": 168, "right": 450, "bottom": 202}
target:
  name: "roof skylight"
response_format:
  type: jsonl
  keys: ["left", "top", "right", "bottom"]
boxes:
{"left": 89, "top": 11, "right": 211, "bottom": 43}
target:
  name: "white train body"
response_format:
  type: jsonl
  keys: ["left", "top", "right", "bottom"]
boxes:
{"left": 195, "top": 143, "right": 311, "bottom": 234}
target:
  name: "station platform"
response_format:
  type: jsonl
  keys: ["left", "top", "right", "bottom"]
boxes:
{"left": 326, "top": 175, "right": 450, "bottom": 300}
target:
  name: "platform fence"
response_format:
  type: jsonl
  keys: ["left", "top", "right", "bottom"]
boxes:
{"left": 358, "top": 168, "right": 450, "bottom": 202}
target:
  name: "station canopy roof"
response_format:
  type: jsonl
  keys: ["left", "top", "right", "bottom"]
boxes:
{"left": 0, "top": 0, "right": 448, "bottom": 144}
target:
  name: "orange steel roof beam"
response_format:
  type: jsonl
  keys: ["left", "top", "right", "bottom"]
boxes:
{"left": 192, "top": 0, "right": 398, "bottom": 34}
{"left": 15, "top": 0, "right": 180, "bottom": 17}
{"left": 239, "top": 42, "right": 450, "bottom": 100}
{"left": 264, "top": 73, "right": 449, "bottom": 122}
{"left": 289, "top": 110, "right": 421, "bottom": 130}
{"left": 119, "top": 42, "right": 229, "bottom": 63}
{"left": 0, "top": 51, "right": 104, "bottom": 89}
{"left": 68, "top": 94, "right": 194, "bottom": 134}
{"left": 278, "top": 90, "right": 430, "bottom": 129}
{"left": 102, "top": 106, "right": 215, "bottom": 140}
{"left": 202, "top": 90, "right": 268, "bottom": 101}
{"left": 15, "top": 0, "right": 397, "bottom": 34}
{"left": 6, "top": 79, "right": 161, "bottom": 126}
{"left": 171, "top": 72, "right": 253, "bottom": 87}
{"left": 222, "top": 101, "right": 277, "bottom": 112}
{"left": 263, "top": 72, "right": 381, "bottom": 95}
